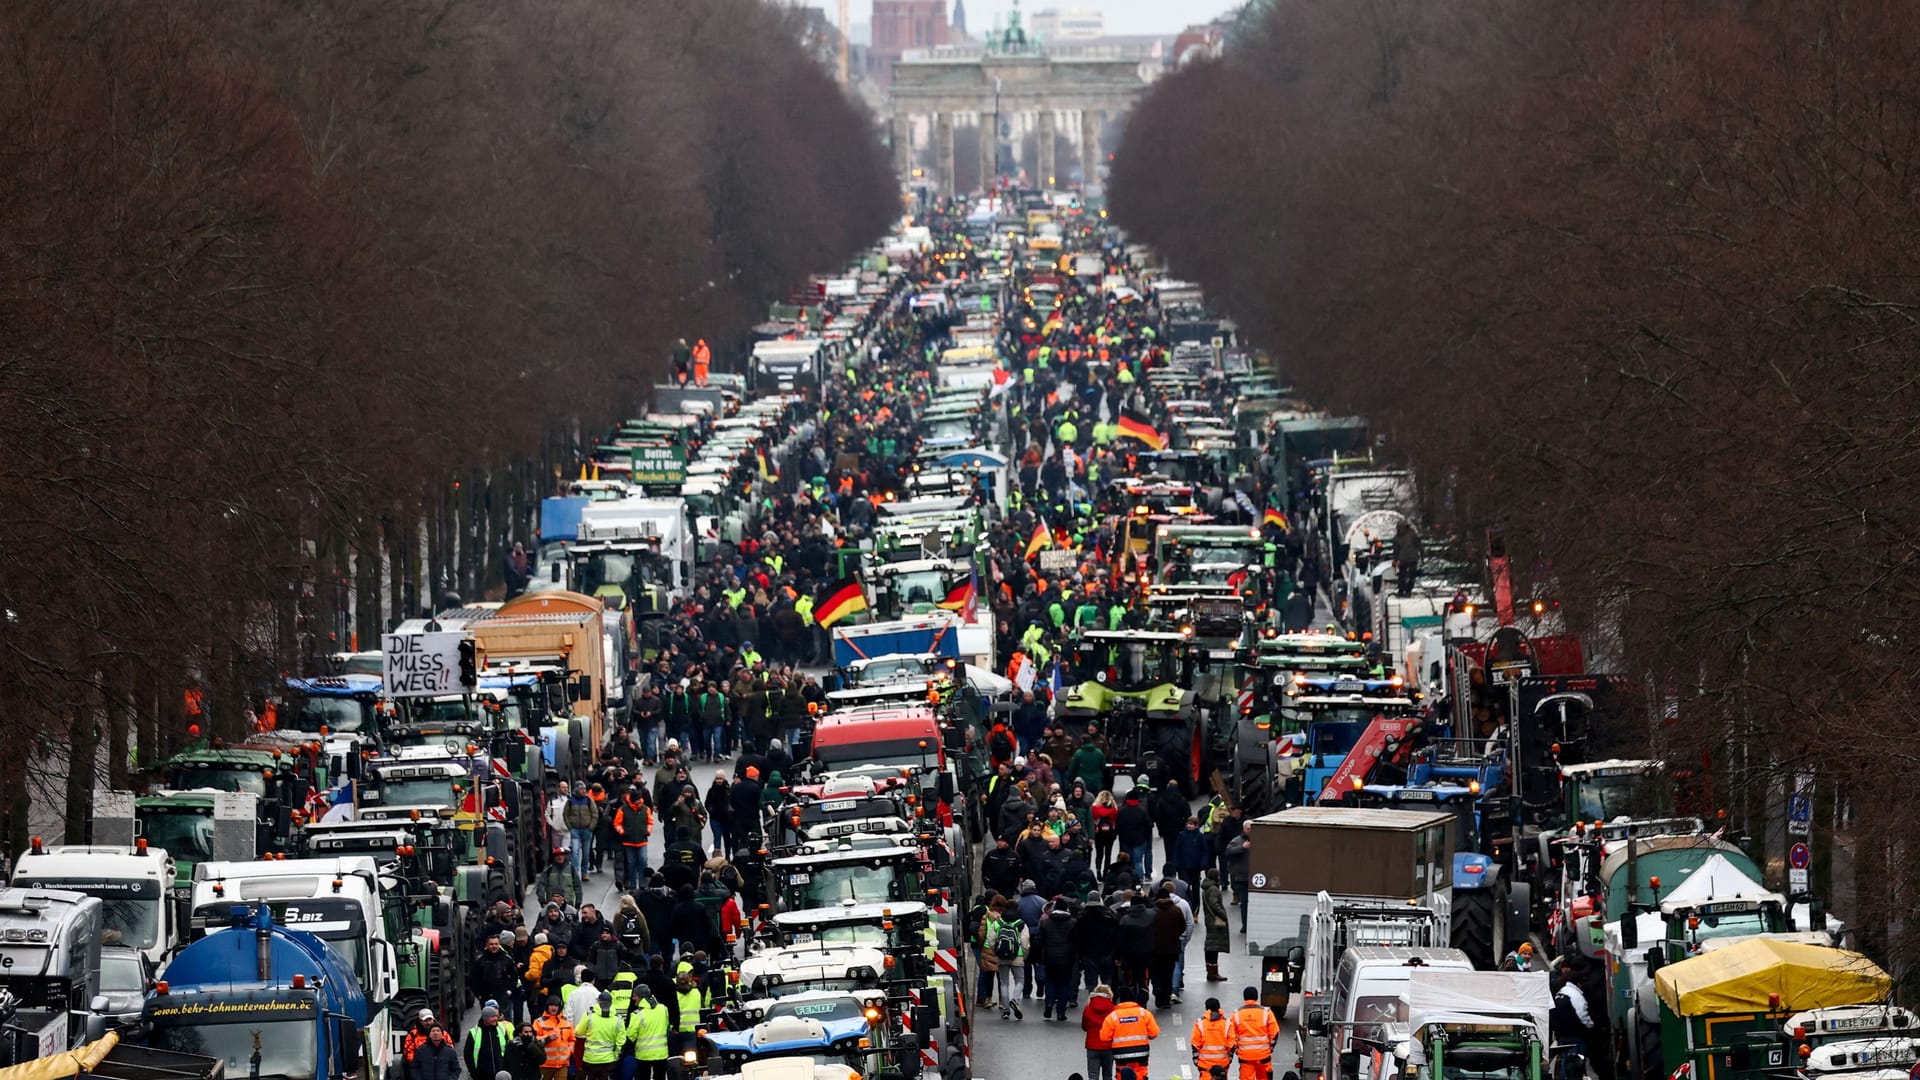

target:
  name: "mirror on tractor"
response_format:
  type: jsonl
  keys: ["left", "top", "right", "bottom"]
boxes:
{"left": 571, "top": 675, "right": 592, "bottom": 702}
{"left": 913, "top": 1004, "right": 940, "bottom": 1035}
{"left": 937, "top": 771, "right": 956, "bottom": 802}
{"left": 1306, "top": 1010, "right": 1328, "bottom": 1036}
{"left": 1620, "top": 917, "right": 1638, "bottom": 950}
{"left": 340, "top": 1020, "right": 362, "bottom": 1071}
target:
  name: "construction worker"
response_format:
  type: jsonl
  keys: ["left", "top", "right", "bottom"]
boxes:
{"left": 624, "top": 982, "right": 671, "bottom": 1080}
{"left": 531, "top": 997, "right": 574, "bottom": 1080}
{"left": 1192, "top": 997, "right": 1234, "bottom": 1077}
{"left": 671, "top": 961, "right": 711, "bottom": 1057}
{"left": 574, "top": 991, "right": 627, "bottom": 1080}
{"left": 1228, "top": 986, "right": 1281, "bottom": 1080}
{"left": 692, "top": 338, "right": 712, "bottom": 386}
{"left": 1099, "top": 988, "right": 1160, "bottom": 1076}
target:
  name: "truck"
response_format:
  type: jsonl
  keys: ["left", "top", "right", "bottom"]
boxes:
{"left": 1245, "top": 808, "right": 1455, "bottom": 1003}
{"left": 1398, "top": 969, "right": 1551, "bottom": 1080}
{"left": 1290, "top": 890, "right": 1449, "bottom": 1017}
{"left": 1649, "top": 940, "right": 1890, "bottom": 1080}
{"left": 466, "top": 591, "right": 609, "bottom": 780}
{"left": 147, "top": 904, "right": 372, "bottom": 1080}
{"left": 12, "top": 843, "right": 179, "bottom": 967}
{"left": 751, "top": 340, "right": 824, "bottom": 392}
{"left": 189, "top": 858, "right": 402, "bottom": 1079}
{"left": 0, "top": 889, "right": 103, "bottom": 1065}
{"left": 573, "top": 499, "right": 693, "bottom": 609}
{"left": 1293, "top": 944, "right": 1474, "bottom": 1080}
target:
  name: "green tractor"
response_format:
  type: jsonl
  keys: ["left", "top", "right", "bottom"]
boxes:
{"left": 1061, "top": 629, "right": 1204, "bottom": 794}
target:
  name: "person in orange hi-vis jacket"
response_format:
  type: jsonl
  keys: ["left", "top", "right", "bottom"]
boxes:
{"left": 1228, "top": 986, "right": 1281, "bottom": 1080}
{"left": 1099, "top": 988, "right": 1160, "bottom": 1076}
{"left": 692, "top": 338, "right": 711, "bottom": 386}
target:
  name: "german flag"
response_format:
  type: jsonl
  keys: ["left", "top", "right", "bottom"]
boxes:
{"left": 1116, "top": 410, "right": 1166, "bottom": 451}
{"left": 938, "top": 571, "right": 976, "bottom": 614}
{"left": 815, "top": 577, "right": 868, "bottom": 628}
{"left": 1024, "top": 521, "right": 1052, "bottom": 560}
{"left": 1264, "top": 507, "right": 1288, "bottom": 530}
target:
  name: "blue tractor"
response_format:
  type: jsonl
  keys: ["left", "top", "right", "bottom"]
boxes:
{"left": 1353, "top": 735, "right": 1530, "bottom": 969}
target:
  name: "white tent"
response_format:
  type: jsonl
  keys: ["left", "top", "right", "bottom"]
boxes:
{"left": 1404, "top": 969, "right": 1552, "bottom": 1067}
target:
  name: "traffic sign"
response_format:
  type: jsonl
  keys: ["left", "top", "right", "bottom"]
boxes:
{"left": 1789, "top": 842, "right": 1811, "bottom": 870}
{"left": 1787, "top": 792, "right": 1812, "bottom": 836}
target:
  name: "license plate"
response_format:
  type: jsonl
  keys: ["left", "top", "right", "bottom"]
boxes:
{"left": 789, "top": 873, "right": 810, "bottom": 884}
{"left": 1264, "top": 972, "right": 1287, "bottom": 982}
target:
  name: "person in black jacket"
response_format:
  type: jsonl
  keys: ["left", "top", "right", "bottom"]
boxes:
{"left": 1115, "top": 794, "right": 1155, "bottom": 878}
{"left": 1035, "top": 901, "right": 1079, "bottom": 1021}
{"left": 730, "top": 768, "right": 765, "bottom": 844}
{"left": 570, "top": 905, "right": 609, "bottom": 958}
{"left": 1071, "top": 894, "right": 1119, "bottom": 991}
{"left": 981, "top": 837, "right": 1021, "bottom": 897}
{"left": 671, "top": 885, "right": 714, "bottom": 960}
{"left": 1149, "top": 780, "right": 1189, "bottom": 870}
{"left": 704, "top": 774, "right": 733, "bottom": 853}
{"left": 413, "top": 1025, "right": 461, "bottom": 1080}
{"left": 1113, "top": 894, "right": 1158, "bottom": 999}
{"left": 470, "top": 934, "right": 521, "bottom": 1014}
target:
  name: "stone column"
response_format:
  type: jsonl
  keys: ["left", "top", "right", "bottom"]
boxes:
{"left": 978, "top": 111, "right": 997, "bottom": 193}
{"left": 1081, "top": 109, "right": 1102, "bottom": 193}
{"left": 892, "top": 111, "right": 913, "bottom": 178}
{"left": 935, "top": 112, "right": 956, "bottom": 195}
{"left": 1037, "top": 110, "right": 1057, "bottom": 188}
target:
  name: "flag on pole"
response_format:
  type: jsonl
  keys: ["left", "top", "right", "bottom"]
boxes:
{"left": 1024, "top": 521, "right": 1052, "bottom": 560}
{"left": 1116, "top": 410, "right": 1166, "bottom": 451}
{"left": 938, "top": 571, "right": 977, "bottom": 614}
{"left": 815, "top": 577, "right": 869, "bottom": 628}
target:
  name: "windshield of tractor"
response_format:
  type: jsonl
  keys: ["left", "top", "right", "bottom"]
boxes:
{"left": 140, "top": 807, "right": 216, "bottom": 861}
{"left": 854, "top": 657, "right": 936, "bottom": 684}
{"left": 1569, "top": 771, "right": 1663, "bottom": 822}
{"left": 1438, "top": 1043, "right": 1531, "bottom": 1080}
{"left": 1082, "top": 640, "right": 1178, "bottom": 692}
{"left": 365, "top": 774, "right": 462, "bottom": 809}
{"left": 169, "top": 763, "right": 272, "bottom": 798}
{"left": 1179, "top": 540, "right": 1258, "bottom": 567}
{"left": 408, "top": 699, "right": 481, "bottom": 726}
{"left": 778, "top": 924, "right": 888, "bottom": 950}
{"left": 791, "top": 862, "right": 913, "bottom": 907}
{"left": 285, "top": 694, "right": 372, "bottom": 734}
{"left": 1679, "top": 906, "right": 1776, "bottom": 944}
{"left": 148, "top": 1017, "right": 317, "bottom": 1080}
{"left": 884, "top": 569, "right": 947, "bottom": 610}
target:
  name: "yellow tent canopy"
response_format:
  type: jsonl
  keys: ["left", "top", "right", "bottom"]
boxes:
{"left": 1655, "top": 938, "right": 1891, "bottom": 1016}
{"left": 0, "top": 1033, "right": 119, "bottom": 1080}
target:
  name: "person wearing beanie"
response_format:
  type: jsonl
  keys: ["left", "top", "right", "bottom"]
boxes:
{"left": 1190, "top": 997, "right": 1233, "bottom": 1078}
{"left": 1228, "top": 986, "right": 1281, "bottom": 1080}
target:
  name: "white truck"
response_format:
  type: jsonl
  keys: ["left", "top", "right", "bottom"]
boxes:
{"left": 576, "top": 498, "right": 693, "bottom": 602}
{"left": 190, "top": 857, "right": 401, "bottom": 1079}
{"left": 1399, "top": 969, "right": 1552, "bottom": 1080}
{"left": 12, "top": 843, "right": 179, "bottom": 967}
{"left": 0, "top": 888, "right": 104, "bottom": 1066}
{"left": 1247, "top": 808, "right": 1457, "bottom": 998}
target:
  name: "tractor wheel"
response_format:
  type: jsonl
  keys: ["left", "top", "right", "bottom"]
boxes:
{"left": 1233, "top": 724, "right": 1273, "bottom": 816}
{"left": 1449, "top": 882, "right": 1506, "bottom": 969}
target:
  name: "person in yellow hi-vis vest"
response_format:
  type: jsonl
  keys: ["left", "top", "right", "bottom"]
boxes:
{"left": 574, "top": 991, "right": 627, "bottom": 1080}
{"left": 624, "top": 983, "right": 671, "bottom": 1080}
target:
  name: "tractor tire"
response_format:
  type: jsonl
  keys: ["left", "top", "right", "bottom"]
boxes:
{"left": 1449, "top": 882, "right": 1506, "bottom": 969}
{"left": 1234, "top": 724, "right": 1274, "bottom": 816}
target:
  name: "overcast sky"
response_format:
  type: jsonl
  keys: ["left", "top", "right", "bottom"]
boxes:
{"left": 841, "top": 0, "right": 1242, "bottom": 37}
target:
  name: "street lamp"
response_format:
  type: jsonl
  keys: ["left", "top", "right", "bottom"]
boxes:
{"left": 993, "top": 75, "right": 1003, "bottom": 188}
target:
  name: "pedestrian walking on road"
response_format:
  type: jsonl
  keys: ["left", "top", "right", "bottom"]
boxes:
{"left": 1201, "top": 869, "right": 1232, "bottom": 982}
{"left": 1228, "top": 987, "right": 1281, "bottom": 1080}
{"left": 1081, "top": 984, "right": 1117, "bottom": 1080}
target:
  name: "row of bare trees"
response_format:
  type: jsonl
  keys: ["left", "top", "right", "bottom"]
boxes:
{"left": 0, "top": 1, "right": 894, "bottom": 843}
{"left": 1112, "top": 0, "right": 1920, "bottom": 977}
